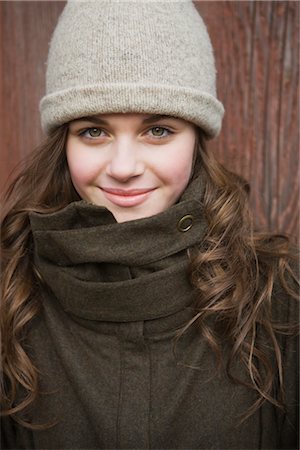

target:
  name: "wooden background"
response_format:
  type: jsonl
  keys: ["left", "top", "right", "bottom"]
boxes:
{"left": 0, "top": 1, "right": 299, "bottom": 239}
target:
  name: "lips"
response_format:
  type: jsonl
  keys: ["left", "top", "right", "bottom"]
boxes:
{"left": 102, "top": 188, "right": 154, "bottom": 196}
{"left": 100, "top": 187, "right": 156, "bottom": 207}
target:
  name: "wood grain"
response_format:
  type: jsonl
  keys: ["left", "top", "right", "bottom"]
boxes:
{"left": 197, "top": 1, "right": 299, "bottom": 238}
{"left": 0, "top": 1, "right": 65, "bottom": 191}
{"left": 1, "top": 1, "right": 299, "bottom": 239}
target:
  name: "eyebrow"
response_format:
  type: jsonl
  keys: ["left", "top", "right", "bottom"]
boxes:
{"left": 72, "top": 114, "right": 178, "bottom": 126}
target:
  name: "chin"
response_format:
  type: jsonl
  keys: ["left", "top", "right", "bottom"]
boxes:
{"left": 113, "top": 207, "right": 162, "bottom": 223}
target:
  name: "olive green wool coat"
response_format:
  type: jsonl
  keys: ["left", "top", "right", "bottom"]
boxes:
{"left": 1, "top": 178, "right": 299, "bottom": 449}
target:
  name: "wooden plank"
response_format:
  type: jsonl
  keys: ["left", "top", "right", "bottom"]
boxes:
{"left": 197, "top": 1, "right": 299, "bottom": 239}
{"left": 0, "top": 1, "right": 66, "bottom": 193}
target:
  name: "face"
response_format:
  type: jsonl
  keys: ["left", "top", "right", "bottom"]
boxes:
{"left": 66, "top": 113, "right": 196, "bottom": 222}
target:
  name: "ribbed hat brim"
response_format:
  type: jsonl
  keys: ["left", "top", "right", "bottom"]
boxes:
{"left": 40, "top": 83, "right": 224, "bottom": 138}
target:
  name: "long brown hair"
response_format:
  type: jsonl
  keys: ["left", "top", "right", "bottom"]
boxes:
{"left": 181, "top": 135, "right": 299, "bottom": 421}
{"left": 1, "top": 125, "right": 79, "bottom": 427}
{"left": 1, "top": 125, "right": 298, "bottom": 427}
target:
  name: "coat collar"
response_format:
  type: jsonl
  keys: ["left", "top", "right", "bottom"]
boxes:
{"left": 30, "top": 176, "right": 207, "bottom": 322}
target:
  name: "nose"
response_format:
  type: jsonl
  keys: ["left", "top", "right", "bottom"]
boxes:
{"left": 106, "top": 138, "right": 144, "bottom": 182}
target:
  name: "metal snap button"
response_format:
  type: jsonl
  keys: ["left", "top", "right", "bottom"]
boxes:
{"left": 177, "top": 214, "right": 194, "bottom": 232}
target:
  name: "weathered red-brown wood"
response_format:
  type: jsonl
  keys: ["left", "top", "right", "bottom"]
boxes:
{"left": 0, "top": 1, "right": 65, "bottom": 192}
{"left": 198, "top": 1, "right": 299, "bottom": 238}
{"left": 1, "top": 1, "right": 299, "bottom": 239}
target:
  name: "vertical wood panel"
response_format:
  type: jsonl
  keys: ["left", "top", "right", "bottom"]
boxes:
{"left": 1, "top": 1, "right": 299, "bottom": 240}
{"left": 197, "top": 1, "right": 299, "bottom": 238}
{"left": 0, "top": 1, "right": 65, "bottom": 191}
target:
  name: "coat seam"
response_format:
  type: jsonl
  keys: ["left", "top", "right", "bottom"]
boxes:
{"left": 116, "top": 331, "right": 124, "bottom": 448}
{"left": 148, "top": 339, "right": 152, "bottom": 449}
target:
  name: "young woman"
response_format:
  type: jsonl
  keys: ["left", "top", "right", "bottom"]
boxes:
{"left": 1, "top": 1, "right": 298, "bottom": 449}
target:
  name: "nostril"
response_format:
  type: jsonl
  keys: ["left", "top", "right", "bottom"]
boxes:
{"left": 106, "top": 154, "right": 144, "bottom": 181}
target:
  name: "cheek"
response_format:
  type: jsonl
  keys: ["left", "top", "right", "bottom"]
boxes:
{"left": 67, "top": 149, "right": 97, "bottom": 186}
{"left": 169, "top": 159, "right": 193, "bottom": 195}
{"left": 172, "top": 153, "right": 193, "bottom": 176}
{"left": 161, "top": 147, "right": 195, "bottom": 188}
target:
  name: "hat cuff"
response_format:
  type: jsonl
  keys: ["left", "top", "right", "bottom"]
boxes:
{"left": 40, "top": 83, "right": 224, "bottom": 139}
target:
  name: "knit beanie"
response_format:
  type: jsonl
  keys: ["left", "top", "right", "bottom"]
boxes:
{"left": 40, "top": 0, "right": 224, "bottom": 139}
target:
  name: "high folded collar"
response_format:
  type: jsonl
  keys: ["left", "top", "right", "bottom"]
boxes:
{"left": 30, "top": 176, "right": 207, "bottom": 322}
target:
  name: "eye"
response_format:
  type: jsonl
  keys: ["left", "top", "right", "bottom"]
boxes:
{"left": 148, "top": 127, "right": 173, "bottom": 139}
{"left": 79, "top": 128, "right": 104, "bottom": 138}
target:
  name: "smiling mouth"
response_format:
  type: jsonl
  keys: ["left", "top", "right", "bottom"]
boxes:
{"left": 100, "top": 187, "right": 156, "bottom": 207}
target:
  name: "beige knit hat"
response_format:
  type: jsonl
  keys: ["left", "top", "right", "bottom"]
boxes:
{"left": 40, "top": 0, "right": 224, "bottom": 138}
